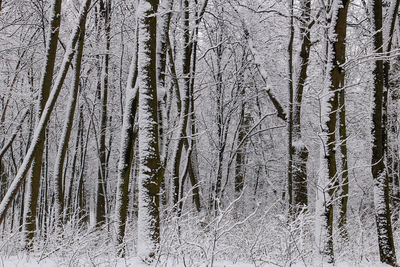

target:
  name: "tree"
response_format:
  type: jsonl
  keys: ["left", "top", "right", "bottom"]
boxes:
{"left": 383, "top": 0, "right": 400, "bottom": 223}
{"left": 371, "top": 0, "right": 397, "bottom": 265}
{"left": 136, "top": 0, "right": 163, "bottom": 261}
{"left": 290, "top": 0, "right": 312, "bottom": 213}
{"left": 315, "top": 0, "right": 350, "bottom": 263}
{"left": 53, "top": 26, "right": 86, "bottom": 229}
{"left": 114, "top": 18, "right": 139, "bottom": 256}
{"left": 335, "top": 0, "right": 351, "bottom": 238}
{"left": 170, "top": 0, "right": 191, "bottom": 211}
{"left": 95, "top": 0, "right": 112, "bottom": 227}
{"left": 23, "top": 0, "right": 62, "bottom": 249}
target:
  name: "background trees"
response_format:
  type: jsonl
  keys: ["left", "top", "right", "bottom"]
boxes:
{"left": 2, "top": 0, "right": 400, "bottom": 266}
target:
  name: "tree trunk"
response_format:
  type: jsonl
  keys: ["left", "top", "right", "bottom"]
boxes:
{"left": 315, "top": 0, "right": 349, "bottom": 263}
{"left": 287, "top": 0, "right": 294, "bottom": 217}
{"left": 185, "top": 0, "right": 208, "bottom": 213}
{"left": 384, "top": 0, "right": 400, "bottom": 224}
{"left": 65, "top": 108, "right": 83, "bottom": 222}
{"left": 213, "top": 14, "right": 225, "bottom": 214}
{"left": 136, "top": 0, "right": 162, "bottom": 261}
{"left": 114, "top": 21, "right": 139, "bottom": 256}
{"left": 156, "top": 0, "right": 173, "bottom": 160}
{"left": 53, "top": 27, "right": 86, "bottom": 229}
{"left": 337, "top": 84, "right": 349, "bottom": 238}
{"left": 291, "top": 0, "right": 311, "bottom": 214}
{"left": 96, "top": 0, "right": 111, "bottom": 227}
{"left": 371, "top": 0, "right": 397, "bottom": 265}
{"left": 171, "top": 0, "right": 191, "bottom": 211}
{"left": 330, "top": 0, "right": 350, "bottom": 239}
{"left": 75, "top": 108, "right": 91, "bottom": 224}
{"left": 23, "top": 0, "right": 62, "bottom": 249}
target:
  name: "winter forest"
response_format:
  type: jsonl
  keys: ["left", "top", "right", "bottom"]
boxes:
{"left": 2, "top": 0, "right": 400, "bottom": 266}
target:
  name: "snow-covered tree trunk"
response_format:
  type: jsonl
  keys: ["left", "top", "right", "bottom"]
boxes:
{"left": 96, "top": 0, "right": 111, "bottom": 227}
{"left": 371, "top": 0, "right": 397, "bottom": 265}
{"left": 337, "top": 80, "right": 349, "bottom": 238}
{"left": 136, "top": 0, "right": 162, "bottom": 261}
{"left": 213, "top": 13, "right": 226, "bottom": 214}
{"left": 156, "top": 0, "right": 173, "bottom": 160}
{"left": 114, "top": 21, "right": 139, "bottom": 256}
{"left": 185, "top": 0, "right": 208, "bottom": 213}
{"left": 291, "top": 0, "right": 311, "bottom": 214}
{"left": 75, "top": 108, "right": 90, "bottom": 224}
{"left": 315, "top": 0, "right": 350, "bottom": 263}
{"left": 64, "top": 108, "right": 83, "bottom": 222}
{"left": 23, "top": 0, "right": 62, "bottom": 249}
{"left": 235, "top": 84, "right": 250, "bottom": 201}
{"left": 314, "top": 91, "right": 336, "bottom": 265}
{"left": 383, "top": 0, "right": 400, "bottom": 225}
{"left": 330, "top": 0, "right": 350, "bottom": 239}
{"left": 53, "top": 26, "right": 86, "bottom": 229}
{"left": 171, "top": 0, "right": 191, "bottom": 211}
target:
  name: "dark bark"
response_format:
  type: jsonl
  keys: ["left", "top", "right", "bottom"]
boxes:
{"left": 291, "top": 0, "right": 311, "bottom": 213}
{"left": 371, "top": 0, "right": 397, "bottom": 265}
{"left": 384, "top": 0, "right": 400, "bottom": 224}
{"left": 137, "top": 0, "right": 162, "bottom": 261}
{"left": 114, "top": 21, "right": 139, "bottom": 256}
{"left": 287, "top": 0, "right": 294, "bottom": 216}
{"left": 96, "top": 0, "right": 111, "bottom": 227}
{"left": 156, "top": 0, "right": 173, "bottom": 161}
{"left": 171, "top": 0, "right": 191, "bottom": 212}
{"left": 331, "top": 0, "right": 350, "bottom": 239}
{"left": 23, "top": 0, "right": 62, "bottom": 249}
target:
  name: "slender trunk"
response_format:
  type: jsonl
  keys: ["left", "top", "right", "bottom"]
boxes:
{"left": 384, "top": 0, "right": 400, "bottom": 224}
{"left": 337, "top": 86, "right": 349, "bottom": 237}
{"left": 214, "top": 16, "right": 225, "bottom": 213}
{"left": 23, "top": 0, "right": 62, "bottom": 249}
{"left": 114, "top": 22, "right": 139, "bottom": 255}
{"left": 287, "top": 0, "right": 294, "bottom": 216}
{"left": 76, "top": 109, "right": 91, "bottom": 224}
{"left": 96, "top": 0, "right": 111, "bottom": 227}
{"left": 156, "top": 0, "right": 174, "bottom": 160}
{"left": 327, "top": 0, "right": 350, "bottom": 239}
{"left": 171, "top": 0, "right": 191, "bottom": 211}
{"left": 53, "top": 28, "right": 86, "bottom": 229}
{"left": 65, "top": 110, "right": 82, "bottom": 222}
{"left": 315, "top": 1, "right": 348, "bottom": 263}
{"left": 188, "top": 46, "right": 201, "bottom": 212}
{"left": 371, "top": 0, "right": 397, "bottom": 265}
{"left": 185, "top": 0, "right": 207, "bottom": 213}
{"left": 292, "top": 0, "right": 311, "bottom": 214}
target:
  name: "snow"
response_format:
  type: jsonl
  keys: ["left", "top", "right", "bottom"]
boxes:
{"left": 292, "top": 139, "right": 306, "bottom": 151}
{"left": 0, "top": 256, "right": 394, "bottom": 267}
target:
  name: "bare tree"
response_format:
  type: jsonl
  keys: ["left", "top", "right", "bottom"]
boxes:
{"left": 53, "top": 25, "right": 86, "bottom": 229}
{"left": 371, "top": 0, "right": 397, "bottom": 265}
{"left": 136, "top": 0, "right": 163, "bottom": 261}
{"left": 23, "top": 0, "right": 62, "bottom": 249}
{"left": 114, "top": 19, "right": 139, "bottom": 256}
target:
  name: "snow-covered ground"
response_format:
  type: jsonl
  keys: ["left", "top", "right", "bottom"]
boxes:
{"left": 0, "top": 256, "right": 394, "bottom": 267}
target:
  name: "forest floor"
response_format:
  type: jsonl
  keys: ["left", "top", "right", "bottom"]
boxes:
{"left": 0, "top": 255, "right": 394, "bottom": 267}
